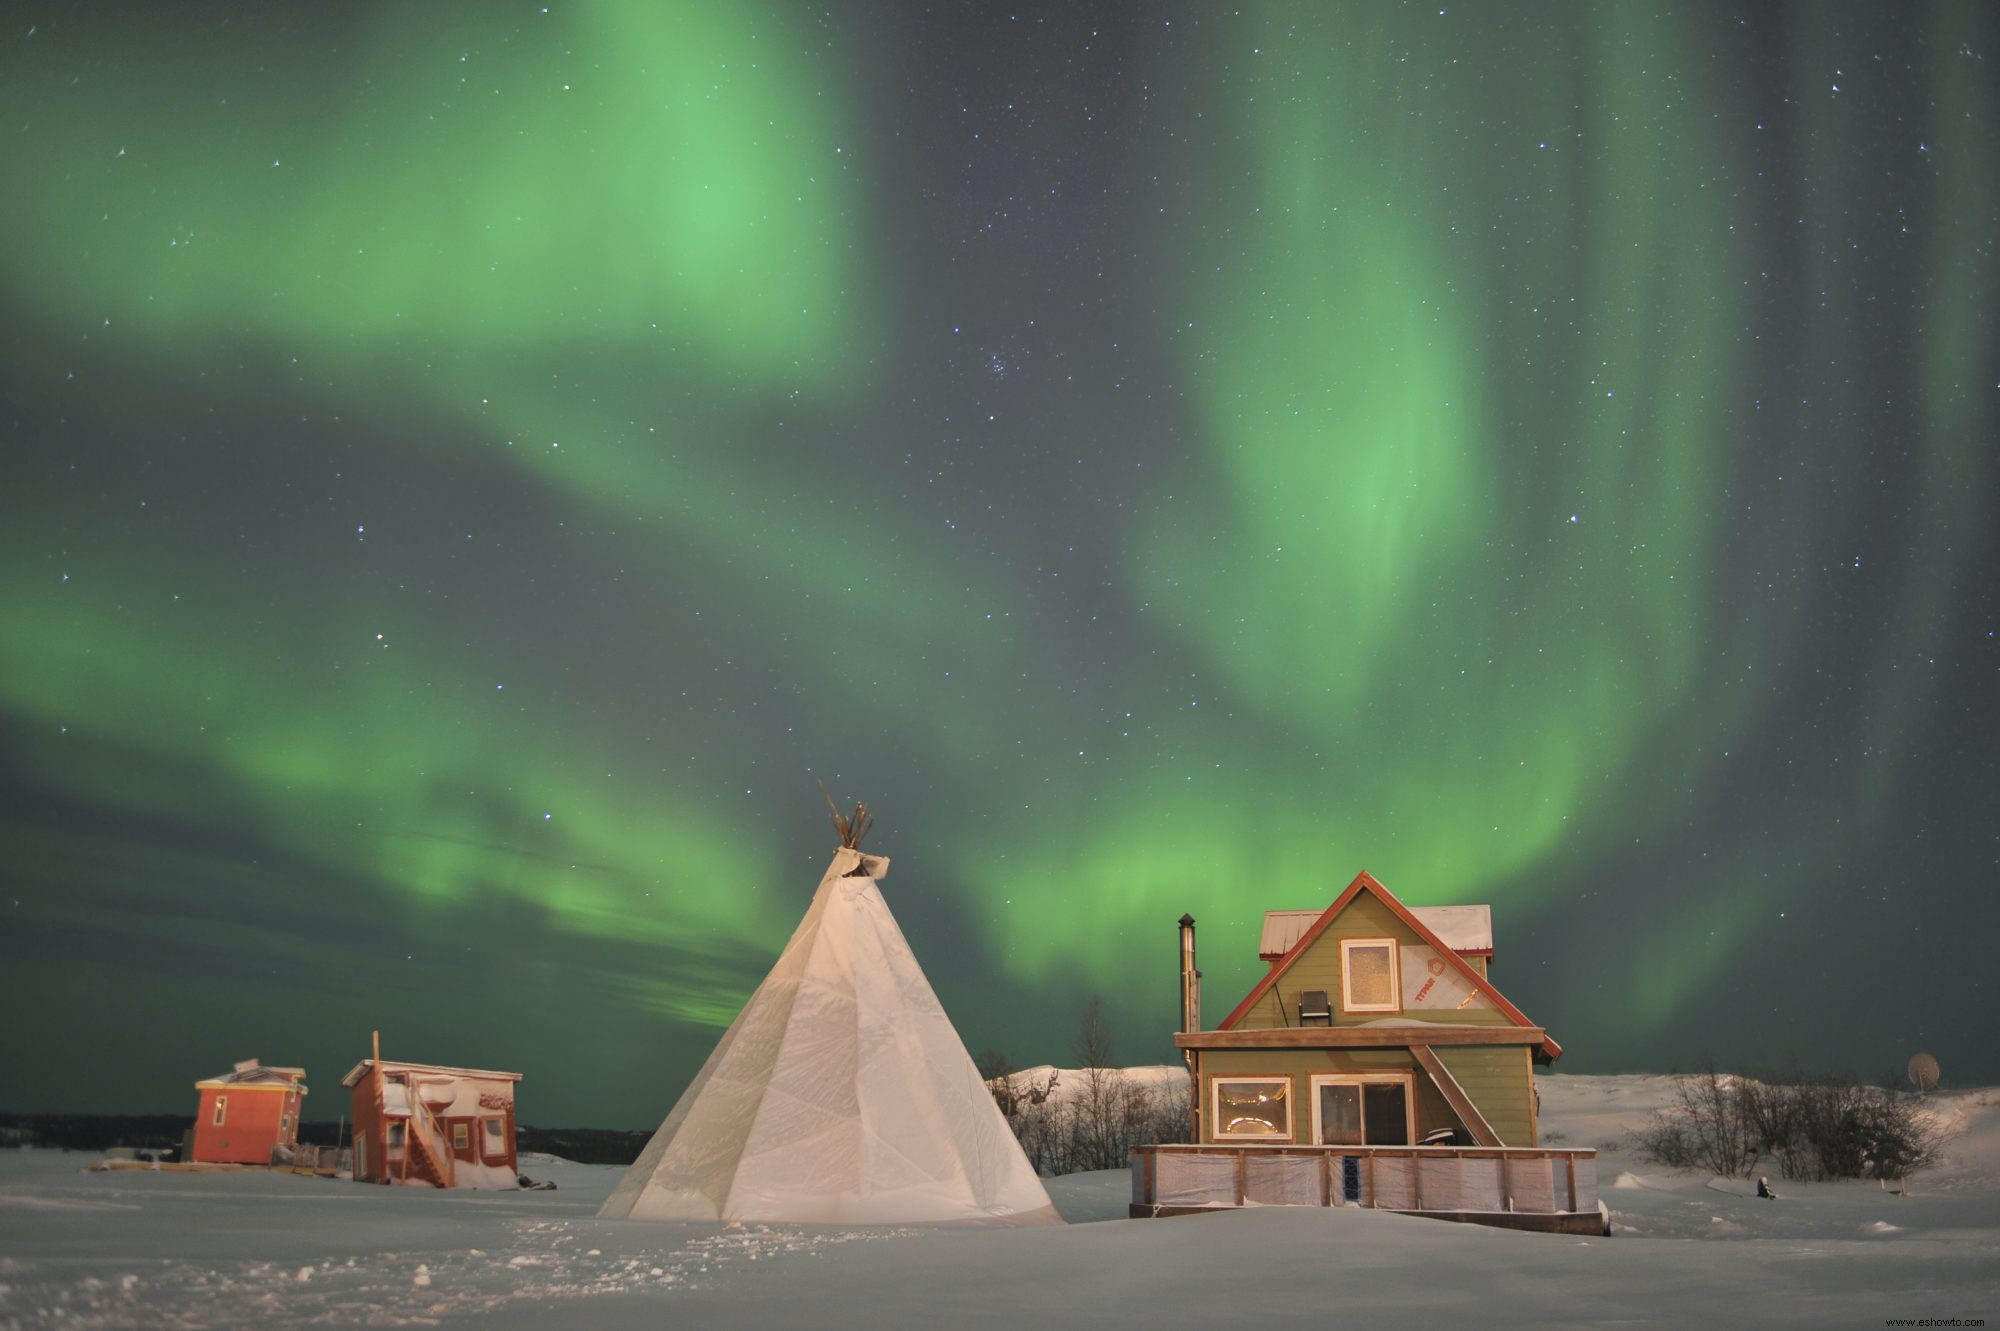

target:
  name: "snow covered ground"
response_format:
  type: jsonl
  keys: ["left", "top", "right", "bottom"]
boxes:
{"left": 2, "top": 1074, "right": 1995, "bottom": 1329}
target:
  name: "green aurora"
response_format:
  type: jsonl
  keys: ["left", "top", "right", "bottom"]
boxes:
{"left": 1, "top": 3, "right": 1993, "bottom": 1122}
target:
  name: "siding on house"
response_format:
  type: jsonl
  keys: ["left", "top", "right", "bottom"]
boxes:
{"left": 191, "top": 1083, "right": 303, "bottom": 1164}
{"left": 1432, "top": 1044, "right": 1537, "bottom": 1146}
{"left": 1198, "top": 1047, "right": 1465, "bottom": 1145}
{"left": 1235, "top": 891, "right": 1512, "bottom": 1030}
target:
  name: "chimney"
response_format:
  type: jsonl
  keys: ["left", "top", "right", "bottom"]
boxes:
{"left": 1178, "top": 913, "right": 1201, "bottom": 1036}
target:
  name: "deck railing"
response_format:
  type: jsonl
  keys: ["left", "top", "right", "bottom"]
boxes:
{"left": 1130, "top": 1143, "right": 1599, "bottom": 1226}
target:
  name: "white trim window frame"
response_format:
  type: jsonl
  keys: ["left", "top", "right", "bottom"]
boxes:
{"left": 1340, "top": 936, "right": 1402, "bottom": 1013}
{"left": 1307, "top": 1073, "right": 1418, "bottom": 1147}
{"left": 212, "top": 1096, "right": 227, "bottom": 1126}
{"left": 1210, "top": 1076, "right": 1293, "bottom": 1142}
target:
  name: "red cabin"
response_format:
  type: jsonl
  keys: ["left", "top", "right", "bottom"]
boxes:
{"left": 191, "top": 1059, "right": 307, "bottom": 1165}
{"left": 342, "top": 1051, "right": 522, "bottom": 1189}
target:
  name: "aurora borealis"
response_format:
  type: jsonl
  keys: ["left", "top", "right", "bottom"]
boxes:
{"left": 2, "top": 2, "right": 1994, "bottom": 1124}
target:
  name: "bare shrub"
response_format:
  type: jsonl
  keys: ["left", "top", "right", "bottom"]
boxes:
{"left": 1635, "top": 1112, "right": 1699, "bottom": 1171}
{"left": 1637, "top": 1064, "right": 1750, "bottom": 1176}
{"left": 1638, "top": 1064, "right": 1953, "bottom": 1184}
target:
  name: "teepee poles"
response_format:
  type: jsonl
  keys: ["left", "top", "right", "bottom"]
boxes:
{"left": 819, "top": 782, "right": 872, "bottom": 849}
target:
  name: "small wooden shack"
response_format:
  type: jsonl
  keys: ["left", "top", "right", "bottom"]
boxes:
{"left": 342, "top": 1040, "right": 522, "bottom": 1189}
{"left": 1133, "top": 870, "right": 1601, "bottom": 1233}
{"left": 190, "top": 1059, "right": 307, "bottom": 1165}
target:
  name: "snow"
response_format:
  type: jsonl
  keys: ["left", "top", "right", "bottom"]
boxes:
{"left": 1, "top": 1075, "right": 1996, "bottom": 1328}
{"left": 452, "top": 1160, "right": 521, "bottom": 1191}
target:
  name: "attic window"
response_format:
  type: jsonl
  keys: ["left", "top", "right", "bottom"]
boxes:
{"left": 1340, "top": 938, "right": 1401, "bottom": 1013}
{"left": 1212, "top": 1077, "right": 1291, "bottom": 1141}
{"left": 211, "top": 1096, "right": 227, "bottom": 1126}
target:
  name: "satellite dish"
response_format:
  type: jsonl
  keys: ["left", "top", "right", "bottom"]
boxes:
{"left": 1907, "top": 1052, "right": 1940, "bottom": 1095}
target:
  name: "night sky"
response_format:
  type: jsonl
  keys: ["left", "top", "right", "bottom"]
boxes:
{"left": 3, "top": 3, "right": 1995, "bottom": 1126}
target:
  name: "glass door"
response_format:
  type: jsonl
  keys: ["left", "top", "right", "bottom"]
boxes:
{"left": 1311, "top": 1075, "right": 1415, "bottom": 1145}
{"left": 1317, "top": 1083, "right": 1362, "bottom": 1144}
{"left": 1362, "top": 1082, "right": 1410, "bottom": 1145}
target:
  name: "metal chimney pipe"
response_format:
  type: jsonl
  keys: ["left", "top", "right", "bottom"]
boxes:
{"left": 1178, "top": 913, "right": 1201, "bottom": 1035}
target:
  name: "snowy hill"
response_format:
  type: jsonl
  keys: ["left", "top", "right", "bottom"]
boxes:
{"left": 1, "top": 1073, "right": 1996, "bottom": 1328}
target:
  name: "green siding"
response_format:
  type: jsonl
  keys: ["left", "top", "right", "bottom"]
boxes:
{"left": 1433, "top": 1044, "right": 1536, "bottom": 1146}
{"left": 1236, "top": 888, "right": 1513, "bottom": 1030}
{"left": 1196, "top": 1044, "right": 1534, "bottom": 1146}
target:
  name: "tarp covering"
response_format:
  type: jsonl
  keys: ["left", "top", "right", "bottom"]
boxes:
{"left": 1156, "top": 1152, "right": 1239, "bottom": 1208}
{"left": 1506, "top": 1156, "right": 1558, "bottom": 1212}
{"left": 1139, "top": 1149, "right": 1594, "bottom": 1215}
{"left": 1245, "top": 1154, "right": 1322, "bottom": 1206}
{"left": 1371, "top": 1155, "right": 1417, "bottom": 1210}
{"left": 599, "top": 847, "right": 1060, "bottom": 1226}
{"left": 1573, "top": 1154, "right": 1599, "bottom": 1210}
{"left": 1416, "top": 1154, "right": 1504, "bottom": 1211}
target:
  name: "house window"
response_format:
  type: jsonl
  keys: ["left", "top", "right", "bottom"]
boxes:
{"left": 279, "top": 1112, "right": 290, "bottom": 1133}
{"left": 452, "top": 1122, "right": 469, "bottom": 1150}
{"left": 1340, "top": 938, "right": 1401, "bottom": 1013}
{"left": 212, "top": 1097, "right": 227, "bottom": 1126}
{"left": 482, "top": 1118, "right": 505, "bottom": 1159}
{"left": 388, "top": 1122, "right": 406, "bottom": 1150}
{"left": 1211, "top": 1077, "right": 1291, "bottom": 1141}
{"left": 1309, "top": 1074, "right": 1415, "bottom": 1146}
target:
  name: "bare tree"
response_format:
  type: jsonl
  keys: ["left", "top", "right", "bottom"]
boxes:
{"left": 979, "top": 997, "right": 1194, "bottom": 1176}
{"left": 1071, "top": 995, "right": 1128, "bottom": 1171}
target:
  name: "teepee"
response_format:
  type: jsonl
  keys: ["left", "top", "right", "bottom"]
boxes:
{"left": 600, "top": 817, "right": 1060, "bottom": 1226}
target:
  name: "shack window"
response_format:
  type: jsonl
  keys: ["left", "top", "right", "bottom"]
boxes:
{"left": 1211, "top": 1077, "right": 1291, "bottom": 1141}
{"left": 1340, "top": 938, "right": 1401, "bottom": 1013}
{"left": 387, "top": 1122, "right": 406, "bottom": 1150}
{"left": 1310, "top": 1074, "right": 1415, "bottom": 1146}
{"left": 212, "top": 1096, "right": 227, "bottom": 1126}
{"left": 452, "top": 1122, "right": 470, "bottom": 1150}
{"left": 482, "top": 1118, "right": 505, "bottom": 1158}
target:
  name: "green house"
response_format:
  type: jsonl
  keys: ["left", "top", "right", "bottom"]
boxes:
{"left": 1177, "top": 870, "right": 1561, "bottom": 1151}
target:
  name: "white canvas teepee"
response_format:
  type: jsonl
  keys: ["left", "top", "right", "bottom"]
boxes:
{"left": 600, "top": 846, "right": 1061, "bottom": 1225}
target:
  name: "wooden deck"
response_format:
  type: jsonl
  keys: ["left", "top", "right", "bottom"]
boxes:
{"left": 1129, "top": 1143, "right": 1605, "bottom": 1236}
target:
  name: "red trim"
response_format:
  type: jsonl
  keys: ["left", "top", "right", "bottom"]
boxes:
{"left": 1216, "top": 871, "right": 1561, "bottom": 1061}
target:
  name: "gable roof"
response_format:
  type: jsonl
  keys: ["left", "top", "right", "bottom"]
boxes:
{"left": 1219, "top": 871, "right": 1560, "bottom": 1061}
{"left": 1258, "top": 903, "right": 1494, "bottom": 960}
{"left": 339, "top": 1059, "right": 523, "bottom": 1088}
{"left": 196, "top": 1058, "right": 306, "bottom": 1090}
